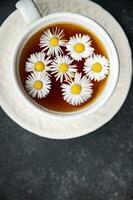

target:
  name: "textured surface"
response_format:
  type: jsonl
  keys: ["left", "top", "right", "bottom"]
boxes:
{"left": 0, "top": 0, "right": 133, "bottom": 200}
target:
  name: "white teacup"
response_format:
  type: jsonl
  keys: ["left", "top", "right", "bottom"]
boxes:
{"left": 12, "top": 0, "right": 119, "bottom": 119}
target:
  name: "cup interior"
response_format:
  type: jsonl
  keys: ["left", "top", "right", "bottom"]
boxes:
{"left": 12, "top": 12, "right": 119, "bottom": 119}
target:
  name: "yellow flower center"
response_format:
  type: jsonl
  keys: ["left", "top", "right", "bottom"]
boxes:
{"left": 50, "top": 37, "right": 59, "bottom": 47}
{"left": 59, "top": 63, "right": 69, "bottom": 73}
{"left": 71, "top": 84, "right": 82, "bottom": 95}
{"left": 33, "top": 80, "right": 43, "bottom": 90}
{"left": 34, "top": 62, "right": 45, "bottom": 72}
{"left": 92, "top": 63, "right": 102, "bottom": 73}
{"left": 74, "top": 43, "right": 85, "bottom": 53}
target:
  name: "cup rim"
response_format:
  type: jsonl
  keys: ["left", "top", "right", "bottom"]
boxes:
{"left": 11, "top": 12, "right": 119, "bottom": 119}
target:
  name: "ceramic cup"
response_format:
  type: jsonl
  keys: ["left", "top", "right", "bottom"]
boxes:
{"left": 11, "top": 0, "right": 119, "bottom": 119}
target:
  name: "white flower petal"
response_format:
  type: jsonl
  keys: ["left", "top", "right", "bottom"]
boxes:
{"left": 50, "top": 55, "right": 77, "bottom": 83}
{"left": 40, "top": 27, "right": 67, "bottom": 56}
{"left": 25, "top": 52, "right": 51, "bottom": 74}
{"left": 66, "top": 34, "right": 94, "bottom": 61}
{"left": 25, "top": 72, "right": 51, "bottom": 99}
{"left": 84, "top": 54, "right": 110, "bottom": 81}
{"left": 61, "top": 72, "right": 93, "bottom": 106}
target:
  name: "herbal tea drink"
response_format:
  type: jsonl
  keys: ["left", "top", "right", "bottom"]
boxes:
{"left": 19, "top": 23, "right": 109, "bottom": 112}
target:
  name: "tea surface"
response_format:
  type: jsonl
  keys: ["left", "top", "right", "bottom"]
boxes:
{"left": 19, "top": 23, "right": 108, "bottom": 112}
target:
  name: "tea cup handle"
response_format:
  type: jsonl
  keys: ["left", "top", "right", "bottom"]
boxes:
{"left": 16, "top": 0, "right": 42, "bottom": 24}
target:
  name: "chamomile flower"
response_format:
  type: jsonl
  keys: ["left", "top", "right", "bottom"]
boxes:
{"left": 25, "top": 72, "right": 51, "bottom": 99}
{"left": 40, "top": 27, "right": 67, "bottom": 56}
{"left": 25, "top": 52, "right": 51, "bottom": 74}
{"left": 61, "top": 73, "right": 93, "bottom": 106}
{"left": 66, "top": 34, "right": 94, "bottom": 61}
{"left": 50, "top": 55, "right": 77, "bottom": 83}
{"left": 84, "top": 54, "right": 109, "bottom": 81}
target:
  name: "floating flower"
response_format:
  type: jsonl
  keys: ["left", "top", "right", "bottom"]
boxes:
{"left": 50, "top": 55, "right": 77, "bottom": 83}
{"left": 66, "top": 34, "right": 94, "bottom": 61}
{"left": 40, "top": 27, "right": 66, "bottom": 56}
{"left": 25, "top": 52, "right": 51, "bottom": 74}
{"left": 61, "top": 73, "right": 93, "bottom": 106}
{"left": 84, "top": 54, "right": 109, "bottom": 81}
{"left": 25, "top": 72, "right": 51, "bottom": 99}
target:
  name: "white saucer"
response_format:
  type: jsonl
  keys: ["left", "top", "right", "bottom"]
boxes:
{"left": 0, "top": 0, "right": 132, "bottom": 139}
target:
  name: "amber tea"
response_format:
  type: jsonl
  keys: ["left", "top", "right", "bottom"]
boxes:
{"left": 19, "top": 23, "right": 109, "bottom": 112}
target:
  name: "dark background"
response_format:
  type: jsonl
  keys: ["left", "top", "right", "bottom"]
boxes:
{"left": 0, "top": 0, "right": 133, "bottom": 200}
